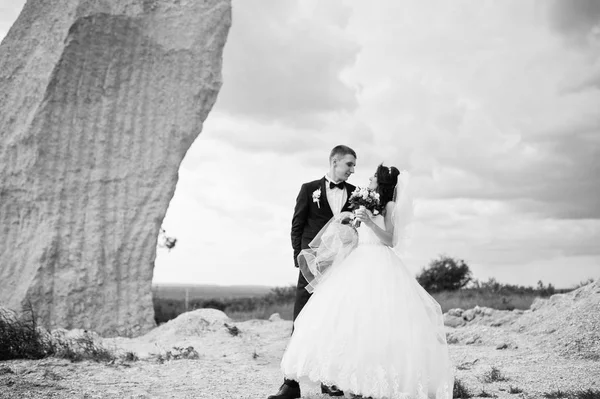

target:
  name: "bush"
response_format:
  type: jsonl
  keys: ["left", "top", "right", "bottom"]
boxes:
{"left": 0, "top": 303, "right": 124, "bottom": 363}
{"left": 482, "top": 366, "right": 508, "bottom": 383}
{"left": 417, "top": 255, "right": 472, "bottom": 293}
{"left": 0, "top": 303, "right": 54, "bottom": 361}
{"left": 453, "top": 378, "right": 473, "bottom": 398}
{"left": 53, "top": 333, "right": 115, "bottom": 363}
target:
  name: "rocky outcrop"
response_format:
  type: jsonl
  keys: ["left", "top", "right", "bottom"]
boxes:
{"left": 443, "top": 280, "right": 600, "bottom": 360}
{"left": 443, "top": 305, "right": 522, "bottom": 328}
{"left": 513, "top": 280, "right": 600, "bottom": 360}
{"left": 0, "top": 0, "right": 231, "bottom": 337}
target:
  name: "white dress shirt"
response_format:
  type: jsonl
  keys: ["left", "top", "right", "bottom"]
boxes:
{"left": 324, "top": 174, "right": 347, "bottom": 216}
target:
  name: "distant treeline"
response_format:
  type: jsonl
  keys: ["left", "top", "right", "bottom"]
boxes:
{"left": 152, "top": 284, "right": 272, "bottom": 301}
{"left": 153, "top": 285, "right": 295, "bottom": 325}
{"left": 468, "top": 277, "right": 568, "bottom": 296}
{"left": 152, "top": 278, "right": 581, "bottom": 325}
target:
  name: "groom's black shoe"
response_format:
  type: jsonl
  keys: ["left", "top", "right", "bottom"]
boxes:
{"left": 321, "top": 383, "right": 344, "bottom": 396}
{"left": 267, "top": 383, "right": 301, "bottom": 399}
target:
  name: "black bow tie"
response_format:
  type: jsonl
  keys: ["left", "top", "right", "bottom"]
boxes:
{"left": 329, "top": 181, "right": 345, "bottom": 190}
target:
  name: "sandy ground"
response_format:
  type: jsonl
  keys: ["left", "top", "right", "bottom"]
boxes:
{"left": 0, "top": 309, "right": 598, "bottom": 399}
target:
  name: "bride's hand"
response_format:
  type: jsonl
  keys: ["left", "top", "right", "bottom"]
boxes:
{"left": 355, "top": 207, "right": 374, "bottom": 226}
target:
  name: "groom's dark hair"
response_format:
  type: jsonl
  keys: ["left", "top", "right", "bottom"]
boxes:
{"left": 329, "top": 145, "right": 356, "bottom": 161}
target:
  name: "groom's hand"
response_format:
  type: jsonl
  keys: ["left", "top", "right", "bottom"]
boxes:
{"left": 336, "top": 211, "right": 354, "bottom": 225}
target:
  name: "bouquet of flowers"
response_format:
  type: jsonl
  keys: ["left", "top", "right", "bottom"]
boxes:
{"left": 348, "top": 187, "right": 381, "bottom": 227}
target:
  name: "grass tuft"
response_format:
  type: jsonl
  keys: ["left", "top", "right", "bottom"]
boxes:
{"left": 544, "top": 390, "right": 569, "bottom": 398}
{"left": 123, "top": 351, "right": 139, "bottom": 362}
{"left": 0, "top": 303, "right": 134, "bottom": 363}
{"left": 453, "top": 378, "right": 473, "bottom": 398}
{"left": 543, "top": 389, "right": 600, "bottom": 399}
{"left": 0, "top": 302, "right": 55, "bottom": 361}
{"left": 155, "top": 346, "right": 199, "bottom": 363}
{"left": 575, "top": 389, "right": 600, "bottom": 399}
{"left": 482, "top": 366, "right": 508, "bottom": 383}
{"left": 509, "top": 386, "right": 523, "bottom": 394}
{"left": 224, "top": 323, "right": 240, "bottom": 336}
{"left": 55, "top": 336, "right": 115, "bottom": 362}
{"left": 478, "top": 388, "right": 497, "bottom": 398}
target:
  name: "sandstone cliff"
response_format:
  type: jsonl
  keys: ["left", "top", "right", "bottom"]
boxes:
{"left": 0, "top": 0, "right": 231, "bottom": 336}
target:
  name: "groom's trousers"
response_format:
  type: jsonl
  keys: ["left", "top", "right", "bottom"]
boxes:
{"left": 283, "top": 271, "right": 312, "bottom": 389}
{"left": 292, "top": 271, "right": 312, "bottom": 323}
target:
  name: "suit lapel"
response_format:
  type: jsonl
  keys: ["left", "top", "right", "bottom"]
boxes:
{"left": 342, "top": 184, "right": 354, "bottom": 212}
{"left": 320, "top": 177, "right": 333, "bottom": 216}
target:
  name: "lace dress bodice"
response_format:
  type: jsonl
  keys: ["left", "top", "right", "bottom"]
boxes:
{"left": 357, "top": 215, "right": 386, "bottom": 246}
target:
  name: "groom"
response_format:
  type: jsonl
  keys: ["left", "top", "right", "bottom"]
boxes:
{"left": 267, "top": 145, "right": 357, "bottom": 399}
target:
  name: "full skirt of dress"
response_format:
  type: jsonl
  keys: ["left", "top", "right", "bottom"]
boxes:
{"left": 280, "top": 243, "right": 453, "bottom": 399}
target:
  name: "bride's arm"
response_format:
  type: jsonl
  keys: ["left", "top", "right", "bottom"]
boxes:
{"left": 355, "top": 202, "right": 395, "bottom": 247}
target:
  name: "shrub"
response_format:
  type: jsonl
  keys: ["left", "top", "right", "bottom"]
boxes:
{"left": 53, "top": 333, "right": 115, "bottom": 363}
{"left": 536, "top": 280, "right": 556, "bottom": 297}
{"left": 572, "top": 278, "right": 595, "bottom": 290}
{"left": 0, "top": 303, "right": 54, "bottom": 361}
{"left": 543, "top": 390, "right": 600, "bottom": 399}
{"left": 0, "top": 303, "right": 128, "bottom": 363}
{"left": 509, "top": 386, "right": 523, "bottom": 394}
{"left": 478, "top": 388, "right": 497, "bottom": 398}
{"left": 544, "top": 390, "right": 569, "bottom": 399}
{"left": 576, "top": 389, "right": 600, "bottom": 399}
{"left": 417, "top": 255, "right": 472, "bottom": 292}
{"left": 453, "top": 378, "right": 473, "bottom": 398}
{"left": 482, "top": 367, "right": 508, "bottom": 383}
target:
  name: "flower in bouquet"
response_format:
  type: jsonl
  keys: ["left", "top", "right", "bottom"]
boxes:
{"left": 348, "top": 187, "right": 381, "bottom": 227}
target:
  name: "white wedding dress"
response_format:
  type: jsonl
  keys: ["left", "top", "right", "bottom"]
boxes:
{"left": 280, "top": 215, "right": 453, "bottom": 399}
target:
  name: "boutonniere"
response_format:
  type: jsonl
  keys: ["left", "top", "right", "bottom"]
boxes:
{"left": 312, "top": 188, "right": 321, "bottom": 208}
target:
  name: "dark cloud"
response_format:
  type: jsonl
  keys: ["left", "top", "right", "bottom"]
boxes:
{"left": 560, "top": 69, "right": 600, "bottom": 94}
{"left": 215, "top": 0, "right": 359, "bottom": 127}
{"left": 546, "top": 0, "right": 600, "bottom": 43}
{"left": 201, "top": 110, "right": 375, "bottom": 157}
{"left": 431, "top": 119, "right": 600, "bottom": 219}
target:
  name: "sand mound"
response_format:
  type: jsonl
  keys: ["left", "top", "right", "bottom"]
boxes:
{"left": 140, "top": 309, "right": 232, "bottom": 342}
{"left": 513, "top": 280, "right": 600, "bottom": 360}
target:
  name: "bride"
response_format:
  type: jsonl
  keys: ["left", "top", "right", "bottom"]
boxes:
{"left": 280, "top": 165, "right": 453, "bottom": 399}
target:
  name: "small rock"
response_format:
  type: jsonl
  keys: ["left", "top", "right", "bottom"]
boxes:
{"left": 445, "top": 332, "right": 460, "bottom": 345}
{"left": 462, "top": 309, "right": 477, "bottom": 322}
{"left": 447, "top": 308, "right": 464, "bottom": 317}
{"left": 465, "top": 335, "right": 480, "bottom": 345}
{"left": 444, "top": 314, "right": 466, "bottom": 328}
{"left": 164, "top": 346, "right": 199, "bottom": 360}
{"left": 496, "top": 343, "right": 508, "bottom": 350}
{"left": 269, "top": 313, "right": 282, "bottom": 322}
{"left": 224, "top": 323, "right": 240, "bottom": 336}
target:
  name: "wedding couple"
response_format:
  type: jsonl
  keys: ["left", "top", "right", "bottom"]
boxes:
{"left": 267, "top": 145, "right": 453, "bottom": 399}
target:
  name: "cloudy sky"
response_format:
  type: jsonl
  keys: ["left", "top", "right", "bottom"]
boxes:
{"left": 2, "top": 0, "right": 599, "bottom": 288}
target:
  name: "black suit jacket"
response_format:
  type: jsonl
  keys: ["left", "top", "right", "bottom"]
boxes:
{"left": 291, "top": 177, "right": 356, "bottom": 267}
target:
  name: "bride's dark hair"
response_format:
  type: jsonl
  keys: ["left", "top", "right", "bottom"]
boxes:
{"left": 376, "top": 164, "right": 400, "bottom": 213}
